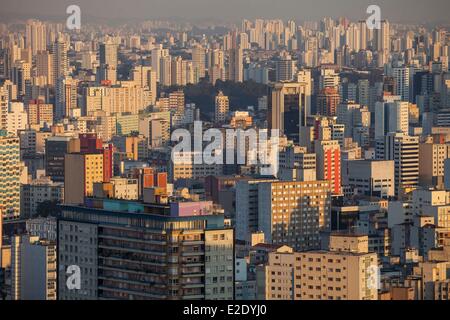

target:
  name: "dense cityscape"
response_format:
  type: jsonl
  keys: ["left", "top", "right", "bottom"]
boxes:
{"left": 1, "top": 1, "right": 450, "bottom": 303}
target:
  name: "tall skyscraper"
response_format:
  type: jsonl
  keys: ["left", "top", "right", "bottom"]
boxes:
{"left": 228, "top": 47, "right": 243, "bottom": 82}
{"left": 25, "top": 19, "right": 47, "bottom": 56}
{"left": 192, "top": 45, "right": 206, "bottom": 83}
{"left": 375, "top": 100, "right": 409, "bottom": 138}
{"left": 315, "top": 139, "right": 342, "bottom": 195}
{"left": 55, "top": 76, "right": 78, "bottom": 120}
{"left": 35, "top": 51, "right": 54, "bottom": 86}
{"left": 209, "top": 49, "right": 225, "bottom": 84}
{"left": 51, "top": 37, "right": 68, "bottom": 86}
{"left": 98, "top": 42, "right": 118, "bottom": 84}
{"left": 376, "top": 20, "right": 390, "bottom": 52}
{"left": 151, "top": 45, "right": 164, "bottom": 82}
{"left": 171, "top": 56, "right": 184, "bottom": 86}
{"left": 268, "top": 81, "right": 310, "bottom": 143}
{"left": 159, "top": 55, "right": 172, "bottom": 86}
{"left": 0, "top": 130, "right": 21, "bottom": 220}
{"left": 358, "top": 20, "right": 368, "bottom": 50}
{"left": 0, "top": 85, "right": 9, "bottom": 131}
{"left": 393, "top": 66, "right": 411, "bottom": 102}
{"left": 376, "top": 132, "right": 419, "bottom": 195}
{"left": 11, "top": 60, "right": 31, "bottom": 97}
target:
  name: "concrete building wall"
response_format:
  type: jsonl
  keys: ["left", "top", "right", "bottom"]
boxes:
{"left": 205, "top": 229, "right": 234, "bottom": 300}
{"left": 258, "top": 180, "right": 331, "bottom": 251}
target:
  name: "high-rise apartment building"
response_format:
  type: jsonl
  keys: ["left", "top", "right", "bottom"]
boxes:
{"left": 256, "top": 245, "right": 301, "bottom": 300}
{"left": 215, "top": 91, "right": 229, "bottom": 123}
{"left": 318, "top": 69, "right": 340, "bottom": 91}
{"left": 25, "top": 20, "right": 47, "bottom": 56}
{"left": 35, "top": 51, "right": 53, "bottom": 86}
{"left": 57, "top": 199, "right": 234, "bottom": 300}
{"left": 376, "top": 132, "right": 419, "bottom": 195}
{"left": 21, "top": 176, "right": 64, "bottom": 219}
{"left": 6, "top": 102, "right": 28, "bottom": 134}
{"left": 170, "top": 151, "right": 223, "bottom": 181}
{"left": 0, "top": 85, "right": 8, "bottom": 131}
{"left": 192, "top": 45, "right": 206, "bottom": 83}
{"left": 148, "top": 118, "right": 170, "bottom": 148}
{"left": 99, "top": 42, "right": 118, "bottom": 85}
{"left": 228, "top": 47, "right": 243, "bottom": 82}
{"left": 64, "top": 153, "right": 104, "bottom": 205}
{"left": 275, "top": 52, "right": 296, "bottom": 81}
{"left": 11, "top": 60, "right": 31, "bottom": 97}
{"left": 51, "top": 38, "right": 69, "bottom": 86}
{"left": 159, "top": 55, "right": 172, "bottom": 86}
{"left": 317, "top": 87, "right": 341, "bottom": 117}
{"left": 344, "top": 160, "right": 395, "bottom": 198}
{"left": 84, "top": 84, "right": 152, "bottom": 116}
{"left": 376, "top": 20, "right": 390, "bottom": 52}
{"left": 258, "top": 180, "right": 332, "bottom": 251}
{"left": 10, "top": 235, "right": 57, "bottom": 300}
{"left": 25, "top": 100, "right": 53, "bottom": 127}
{"left": 209, "top": 49, "right": 225, "bottom": 84}
{"left": 297, "top": 242, "right": 378, "bottom": 300}
{"left": 171, "top": 56, "right": 185, "bottom": 86}
{"left": 393, "top": 66, "right": 411, "bottom": 102}
{"left": 0, "top": 130, "right": 20, "bottom": 220}
{"left": 132, "top": 65, "right": 157, "bottom": 105}
{"left": 55, "top": 76, "right": 77, "bottom": 120}
{"left": 115, "top": 113, "right": 139, "bottom": 136}
{"left": 278, "top": 146, "right": 317, "bottom": 182}
{"left": 256, "top": 235, "right": 378, "bottom": 300}
{"left": 139, "top": 112, "right": 171, "bottom": 148}
{"left": 419, "top": 141, "right": 450, "bottom": 188}
{"left": 235, "top": 178, "right": 279, "bottom": 242}
{"left": 375, "top": 100, "right": 409, "bottom": 139}
{"left": 315, "top": 139, "right": 342, "bottom": 195}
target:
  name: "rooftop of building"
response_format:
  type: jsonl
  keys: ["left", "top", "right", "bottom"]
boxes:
{"left": 300, "top": 250, "right": 376, "bottom": 257}
{"left": 330, "top": 231, "right": 368, "bottom": 238}
{"left": 59, "top": 197, "right": 228, "bottom": 229}
{"left": 252, "top": 243, "right": 285, "bottom": 251}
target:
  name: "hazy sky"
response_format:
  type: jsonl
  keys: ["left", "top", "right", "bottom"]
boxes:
{"left": 1, "top": 0, "right": 449, "bottom": 24}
